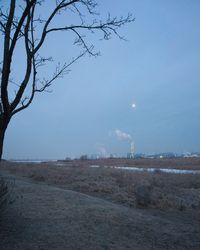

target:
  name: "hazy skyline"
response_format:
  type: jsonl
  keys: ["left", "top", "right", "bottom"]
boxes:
{"left": 2, "top": 0, "right": 200, "bottom": 159}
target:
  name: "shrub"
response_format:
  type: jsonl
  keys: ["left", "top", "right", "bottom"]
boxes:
{"left": 0, "top": 177, "right": 10, "bottom": 213}
{"left": 134, "top": 184, "right": 153, "bottom": 207}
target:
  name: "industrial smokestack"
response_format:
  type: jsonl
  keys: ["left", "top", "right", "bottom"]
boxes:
{"left": 129, "top": 141, "right": 135, "bottom": 158}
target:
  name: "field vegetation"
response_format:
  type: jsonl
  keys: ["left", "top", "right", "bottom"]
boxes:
{"left": 1, "top": 158, "right": 200, "bottom": 211}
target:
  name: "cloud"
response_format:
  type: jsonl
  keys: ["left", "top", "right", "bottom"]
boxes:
{"left": 114, "top": 129, "right": 132, "bottom": 141}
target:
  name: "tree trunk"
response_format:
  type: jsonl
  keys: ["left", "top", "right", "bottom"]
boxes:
{"left": 0, "top": 117, "right": 9, "bottom": 161}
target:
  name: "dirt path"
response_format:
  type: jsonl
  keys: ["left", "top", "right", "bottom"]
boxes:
{"left": 0, "top": 172, "right": 200, "bottom": 250}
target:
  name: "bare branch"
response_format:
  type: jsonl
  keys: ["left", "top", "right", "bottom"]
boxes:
{"left": 0, "top": 20, "right": 5, "bottom": 33}
{"left": 35, "top": 51, "right": 86, "bottom": 93}
{"left": 46, "top": 13, "right": 134, "bottom": 39}
{"left": 0, "top": 0, "right": 134, "bottom": 120}
{"left": 1, "top": 0, "right": 16, "bottom": 115}
{"left": 12, "top": 47, "right": 37, "bottom": 115}
{"left": 72, "top": 28, "right": 97, "bottom": 56}
{"left": 33, "top": 0, "right": 79, "bottom": 54}
{"left": 35, "top": 55, "right": 53, "bottom": 68}
{"left": 9, "top": 0, "right": 36, "bottom": 57}
{"left": 79, "top": 0, "right": 98, "bottom": 15}
{"left": 10, "top": 1, "right": 35, "bottom": 112}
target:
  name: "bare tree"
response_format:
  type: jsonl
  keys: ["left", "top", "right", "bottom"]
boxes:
{"left": 0, "top": 0, "right": 134, "bottom": 160}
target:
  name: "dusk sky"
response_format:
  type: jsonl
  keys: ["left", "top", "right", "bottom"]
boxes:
{"left": 2, "top": 0, "right": 200, "bottom": 159}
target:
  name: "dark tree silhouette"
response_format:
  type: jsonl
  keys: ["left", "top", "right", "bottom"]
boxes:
{"left": 0, "top": 0, "right": 134, "bottom": 160}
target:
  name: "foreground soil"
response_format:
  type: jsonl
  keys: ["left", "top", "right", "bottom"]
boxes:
{"left": 0, "top": 172, "right": 200, "bottom": 250}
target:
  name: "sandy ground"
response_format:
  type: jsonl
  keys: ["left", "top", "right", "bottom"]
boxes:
{"left": 0, "top": 172, "right": 200, "bottom": 250}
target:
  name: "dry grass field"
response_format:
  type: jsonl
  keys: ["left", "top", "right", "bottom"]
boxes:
{"left": 1, "top": 158, "right": 200, "bottom": 210}
{"left": 65, "top": 157, "right": 200, "bottom": 169}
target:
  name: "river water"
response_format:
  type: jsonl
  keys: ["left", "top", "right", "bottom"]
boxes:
{"left": 90, "top": 165, "right": 200, "bottom": 174}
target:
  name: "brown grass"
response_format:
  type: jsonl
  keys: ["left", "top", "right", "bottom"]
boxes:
{"left": 0, "top": 177, "right": 10, "bottom": 213}
{"left": 62, "top": 157, "right": 200, "bottom": 169}
{"left": 1, "top": 160, "right": 200, "bottom": 211}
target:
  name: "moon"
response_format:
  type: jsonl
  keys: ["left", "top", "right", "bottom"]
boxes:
{"left": 131, "top": 103, "right": 136, "bottom": 109}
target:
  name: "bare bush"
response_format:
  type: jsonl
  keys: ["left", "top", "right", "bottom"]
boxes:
{"left": 0, "top": 177, "right": 9, "bottom": 213}
{"left": 134, "top": 184, "right": 153, "bottom": 207}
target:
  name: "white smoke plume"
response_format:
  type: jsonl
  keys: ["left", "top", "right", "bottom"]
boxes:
{"left": 96, "top": 144, "right": 109, "bottom": 158}
{"left": 114, "top": 129, "right": 132, "bottom": 141}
